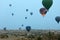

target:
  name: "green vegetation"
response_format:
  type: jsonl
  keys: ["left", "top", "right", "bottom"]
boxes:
{"left": 0, "top": 30, "right": 59, "bottom": 40}
{"left": 0, "top": 34, "right": 8, "bottom": 39}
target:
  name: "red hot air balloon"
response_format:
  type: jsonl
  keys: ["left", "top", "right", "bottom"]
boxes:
{"left": 39, "top": 8, "right": 47, "bottom": 16}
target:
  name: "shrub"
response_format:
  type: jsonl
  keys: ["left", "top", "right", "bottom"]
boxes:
{"left": 37, "top": 36, "right": 42, "bottom": 40}
{"left": 0, "top": 34, "right": 8, "bottom": 39}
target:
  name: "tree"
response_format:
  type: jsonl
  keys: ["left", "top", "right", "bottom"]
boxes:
{"left": 37, "top": 36, "right": 42, "bottom": 40}
{"left": 58, "top": 35, "right": 60, "bottom": 40}
{"left": 48, "top": 31, "right": 54, "bottom": 40}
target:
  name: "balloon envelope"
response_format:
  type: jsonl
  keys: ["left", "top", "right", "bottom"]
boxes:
{"left": 55, "top": 16, "right": 60, "bottom": 23}
{"left": 21, "top": 24, "right": 24, "bottom": 27}
{"left": 30, "top": 12, "right": 33, "bottom": 16}
{"left": 25, "top": 17, "right": 27, "bottom": 19}
{"left": 42, "top": 0, "right": 53, "bottom": 10}
{"left": 12, "top": 13, "right": 14, "bottom": 16}
{"left": 39, "top": 8, "right": 47, "bottom": 16}
{"left": 26, "top": 9, "right": 28, "bottom": 12}
{"left": 9, "top": 4, "right": 12, "bottom": 7}
{"left": 26, "top": 26, "right": 31, "bottom": 32}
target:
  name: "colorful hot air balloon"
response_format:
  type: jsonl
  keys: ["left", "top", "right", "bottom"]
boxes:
{"left": 55, "top": 16, "right": 60, "bottom": 24}
{"left": 39, "top": 8, "right": 47, "bottom": 16}
{"left": 42, "top": 0, "right": 53, "bottom": 10}
{"left": 26, "top": 26, "right": 31, "bottom": 32}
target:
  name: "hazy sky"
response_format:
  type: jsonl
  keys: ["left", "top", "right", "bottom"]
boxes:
{"left": 0, "top": 0, "right": 60, "bottom": 30}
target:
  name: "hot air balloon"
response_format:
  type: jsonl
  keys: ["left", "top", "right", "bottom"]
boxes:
{"left": 25, "top": 17, "right": 27, "bottom": 19}
{"left": 30, "top": 12, "right": 33, "bottom": 16}
{"left": 9, "top": 4, "right": 12, "bottom": 7}
{"left": 12, "top": 13, "right": 14, "bottom": 16}
{"left": 26, "top": 9, "right": 29, "bottom": 12}
{"left": 55, "top": 16, "right": 60, "bottom": 24}
{"left": 42, "top": 0, "right": 53, "bottom": 10}
{"left": 26, "top": 26, "right": 31, "bottom": 32}
{"left": 3, "top": 27, "right": 7, "bottom": 31}
{"left": 21, "top": 24, "right": 24, "bottom": 27}
{"left": 39, "top": 8, "right": 47, "bottom": 16}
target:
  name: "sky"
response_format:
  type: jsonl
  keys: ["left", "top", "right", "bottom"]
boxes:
{"left": 0, "top": 0, "right": 60, "bottom": 30}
